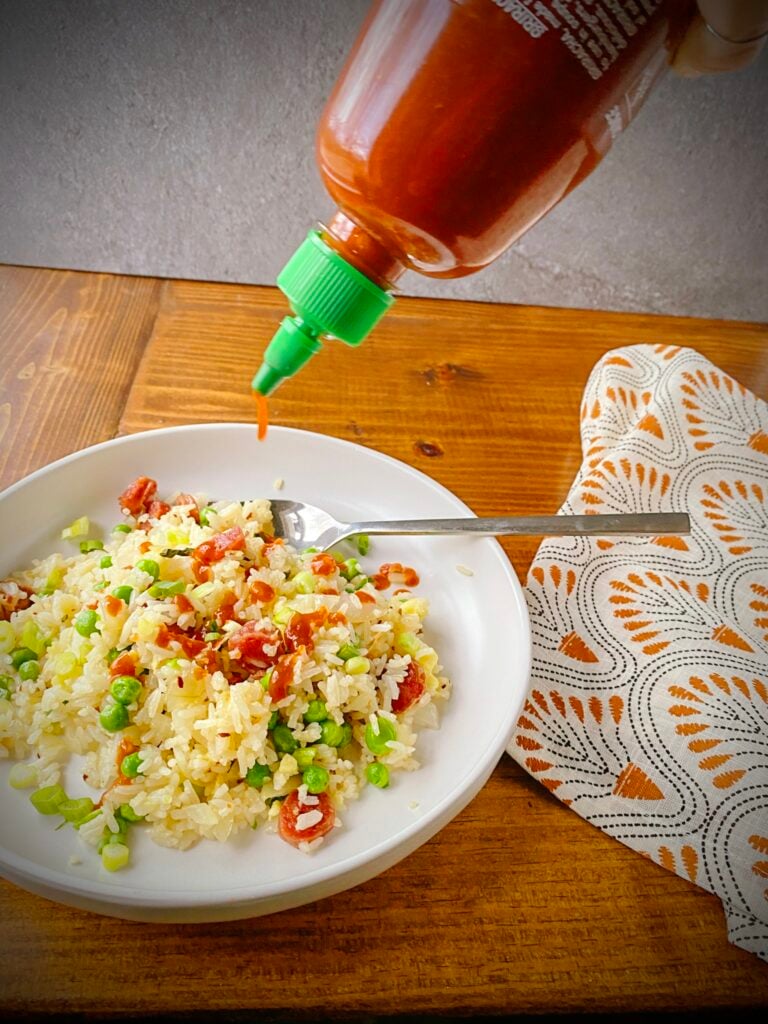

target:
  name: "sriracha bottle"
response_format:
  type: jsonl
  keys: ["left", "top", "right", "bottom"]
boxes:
{"left": 253, "top": 0, "right": 694, "bottom": 396}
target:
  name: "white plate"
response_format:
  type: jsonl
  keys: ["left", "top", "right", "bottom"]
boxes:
{"left": 0, "top": 424, "right": 530, "bottom": 922}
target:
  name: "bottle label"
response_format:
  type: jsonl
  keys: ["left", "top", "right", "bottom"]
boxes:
{"left": 491, "top": 0, "right": 662, "bottom": 82}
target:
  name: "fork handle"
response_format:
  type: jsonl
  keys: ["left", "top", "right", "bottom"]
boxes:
{"left": 348, "top": 512, "right": 690, "bottom": 538}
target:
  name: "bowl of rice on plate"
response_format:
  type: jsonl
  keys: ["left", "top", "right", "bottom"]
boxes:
{"left": 0, "top": 424, "right": 530, "bottom": 921}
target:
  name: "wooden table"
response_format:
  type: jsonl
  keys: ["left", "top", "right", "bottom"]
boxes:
{"left": 1, "top": 264, "right": 767, "bottom": 1019}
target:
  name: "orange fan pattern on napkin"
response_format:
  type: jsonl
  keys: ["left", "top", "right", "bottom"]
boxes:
{"left": 509, "top": 344, "right": 768, "bottom": 960}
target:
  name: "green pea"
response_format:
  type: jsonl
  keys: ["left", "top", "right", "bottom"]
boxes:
{"left": 99, "top": 701, "right": 129, "bottom": 732}
{"left": 319, "top": 719, "right": 345, "bottom": 748}
{"left": 294, "top": 747, "right": 316, "bottom": 770}
{"left": 99, "top": 555, "right": 113, "bottom": 569}
{"left": 112, "top": 585, "right": 133, "bottom": 604}
{"left": 10, "top": 647, "right": 38, "bottom": 669}
{"left": 364, "top": 716, "right": 397, "bottom": 756}
{"left": 79, "top": 539, "right": 104, "bottom": 553}
{"left": 148, "top": 580, "right": 184, "bottom": 598}
{"left": 336, "top": 642, "right": 359, "bottom": 661}
{"left": 93, "top": 581, "right": 107, "bottom": 591}
{"left": 354, "top": 534, "right": 370, "bottom": 556}
{"left": 136, "top": 559, "right": 160, "bottom": 581}
{"left": 106, "top": 647, "right": 120, "bottom": 665}
{"left": 303, "top": 765, "right": 330, "bottom": 794}
{"left": 120, "top": 752, "right": 142, "bottom": 778}
{"left": 18, "top": 660, "right": 41, "bottom": 681}
{"left": 340, "top": 722, "right": 353, "bottom": 747}
{"left": 74, "top": 609, "right": 99, "bottom": 637}
{"left": 112, "top": 523, "right": 133, "bottom": 534}
{"left": 366, "top": 762, "right": 390, "bottom": 788}
{"left": 0, "top": 674, "right": 13, "bottom": 699}
{"left": 110, "top": 675, "right": 142, "bottom": 705}
{"left": 30, "top": 784, "right": 68, "bottom": 815}
{"left": 267, "top": 710, "right": 279, "bottom": 730}
{"left": 245, "top": 763, "right": 271, "bottom": 788}
{"left": 303, "top": 699, "right": 327, "bottom": 723}
{"left": 272, "top": 724, "right": 297, "bottom": 753}
{"left": 58, "top": 797, "right": 95, "bottom": 823}
{"left": 199, "top": 506, "right": 216, "bottom": 527}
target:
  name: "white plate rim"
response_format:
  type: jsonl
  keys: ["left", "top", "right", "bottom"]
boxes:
{"left": 0, "top": 424, "right": 531, "bottom": 909}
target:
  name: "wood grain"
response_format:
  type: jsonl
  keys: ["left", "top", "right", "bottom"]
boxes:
{"left": 0, "top": 266, "right": 162, "bottom": 490}
{"left": 2, "top": 265, "right": 768, "bottom": 1017}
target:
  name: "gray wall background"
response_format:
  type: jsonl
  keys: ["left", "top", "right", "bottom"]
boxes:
{"left": 1, "top": 0, "right": 766, "bottom": 321}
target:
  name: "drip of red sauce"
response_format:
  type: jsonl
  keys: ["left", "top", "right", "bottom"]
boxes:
{"left": 310, "top": 553, "right": 338, "bottom": 577}
{"left": 371, "top": 562, "right": 420, "bottom": 591}
{"left": 285, "top": 609, "right": 329, "bottom": 653}
{"left": 269, "top": 651, "right": 300, "bottom": 702}
{"left": 249, "top": 580, "right": 275, "bottom": 604}
{"left": 254, "top": 392, "right": 269, "bottom": 442}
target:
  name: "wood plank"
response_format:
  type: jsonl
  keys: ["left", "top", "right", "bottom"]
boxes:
{"left": 1, "top": 269, "right": 767, "bottom": 1016}
{"left": 0, "top": 266, "right": 163, "bottom": 490}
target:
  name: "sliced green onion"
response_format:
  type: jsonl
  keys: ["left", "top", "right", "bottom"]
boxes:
{"left": 61, "top": 516, "right": 89, "bottom": 540}
{"left": 58, "top": 797, "right": 96, "bottom": 823}
{"left": 0, "top": 621, "right": 16, "bottom": 654}
{"left": 112, "top": 523, "right": 132, "bottom": 534}
{"left": 0, "top": 675, "right": 13, "bottom": 699}
{"left": 199, "top": 506, "right": 216, "bottom": 527}
{"left": 337, "top": 642, "right": 359, "bottom": 661}
{"left": 9, "top": 762, "right": 38, "bottom": 789}
{"left": 21, "top": 621, "right": 46, "bottom": 655}
{"left": 148, "top": 579, "right": 185, "bottom": 599}
{"left": 101, "top": 842, "right": 130, "bottom": 872}
{"left": 30, "top": 784, "right": 68, "bottom": 815}
{"left": 339, "top": 558, "right": 361, "bottom": 581}
{"left": 99, "top": 555, "right": 113, "bottom": 569}
{"left": 345, "top": 656, "right": 370, "bottom": 676}
{"left": 79, "top": 539, "right": 104, "bottom": 553}
{"left": 39, "top": 567, "right": 65, "bottom": 595}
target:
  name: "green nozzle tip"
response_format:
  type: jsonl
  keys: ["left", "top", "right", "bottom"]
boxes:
{"left": 251, "top": 364, "right": 285, "bottom": 396}
{"left": 252, "top": 316, "right": 322, "bottom": 396}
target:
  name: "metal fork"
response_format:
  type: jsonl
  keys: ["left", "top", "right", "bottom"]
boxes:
{"left": 267, "top": 500, "right": 691, "bottom": 552}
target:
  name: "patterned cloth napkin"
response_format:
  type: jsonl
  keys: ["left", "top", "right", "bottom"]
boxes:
{"left": 508, "top": 343, "right": 768, "bottom": 960}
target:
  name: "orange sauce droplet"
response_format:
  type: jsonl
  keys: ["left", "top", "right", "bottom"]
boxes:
{"left": 254, "top": 391, "right": 269, "bottom": 441}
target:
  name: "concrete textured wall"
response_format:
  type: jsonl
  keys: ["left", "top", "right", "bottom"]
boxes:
{"left": 1, "top": 0, "right": 766, "bottom": 321}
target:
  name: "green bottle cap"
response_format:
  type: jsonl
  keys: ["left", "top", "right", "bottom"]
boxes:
{"left": 252, "top": 229, "right": 394, "bottom": 395}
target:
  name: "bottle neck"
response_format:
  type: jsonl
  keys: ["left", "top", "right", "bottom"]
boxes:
{"left": 321, "top": 210, "right": 406, "bottom": 291}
